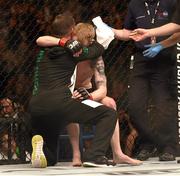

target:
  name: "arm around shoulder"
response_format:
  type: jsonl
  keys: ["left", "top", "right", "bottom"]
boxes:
{"left": 77, "top": 41, "right": 104, "bottom": 62}
{"left": 36, "top": 36, "right": 60, "bottom": 47}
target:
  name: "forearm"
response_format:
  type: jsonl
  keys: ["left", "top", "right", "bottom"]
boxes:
{"left": 77, "top": 41, "right": 104, "bottom": 61}
{"left": 148, "top": 23, "right": 180, "bottom": 37}
{"left": 112, "top": 28, "right": 131, "bottom": 41}
{"left": 161, "top": 32, "right": 180, "bottom": 48}
{"left": 91, "top": 87, "right": 107, "bottom": 101}
{"left": 36, "top": 36, "right": 59, "bottom": 47}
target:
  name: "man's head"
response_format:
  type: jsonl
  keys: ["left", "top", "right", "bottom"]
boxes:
{"left": 74, "top": 23, "right": 95, "bottom": 46}
{"left": 51, "top": 12, "right": 75, "bottom": 38}
{"left": 0, "top": 98, "right": 14, "bottom": 117}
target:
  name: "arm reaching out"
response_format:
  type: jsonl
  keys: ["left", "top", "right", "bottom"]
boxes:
{"left": 142, "top": 32, "right": 180, "bottom": 58}
{"left": 92, "top": 16, "right": 132, "bottom": 44}
{"left": 161, "top": 32, "right": 180, "bottom": 48}
{"left": 130, "top": 23, "right": 180, "bottom": 42}
{"left": 112, "top": 28, "right": 132, "bottom": 41}
{"left": 36, "top": 35, "right": 104, "bottom": 60}
{"left": 36, "top": 35, "right": 84, "bottom": 56}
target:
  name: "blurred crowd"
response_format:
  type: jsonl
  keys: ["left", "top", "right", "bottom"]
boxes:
{"left": 0, "top": 0, "right": 130, "bottom": 109}
{"left": 0, "top": 0, "right": 133, "bottom": 161}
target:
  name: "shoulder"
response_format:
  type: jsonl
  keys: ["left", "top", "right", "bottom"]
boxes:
{"left": 160, "top": 0, "right": 177, "bottom": 17}
{"left": 160, "top": 0, "right": 177, "bottom": 7}
{"left": 46, "top": 46, "right": 66, "bottom": 57}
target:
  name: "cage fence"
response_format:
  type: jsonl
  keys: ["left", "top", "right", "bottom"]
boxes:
{"left": 0, "top": 0, "right": 167, "bottom": 163}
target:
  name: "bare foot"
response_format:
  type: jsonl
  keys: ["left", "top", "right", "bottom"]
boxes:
{"left": 72, "top": 157, "right": 82, "bottom": 167}
{"left": 114, "top": 154, "right": 142, "bottom": 165}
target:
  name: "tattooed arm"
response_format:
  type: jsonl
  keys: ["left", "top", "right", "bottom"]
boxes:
{"left": 91, "top": 56, "right": 107, "bottom": 101}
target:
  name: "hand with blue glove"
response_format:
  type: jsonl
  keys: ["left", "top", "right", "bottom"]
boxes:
{"left": 143, "top": 43, "right": 164, "bottom": 58}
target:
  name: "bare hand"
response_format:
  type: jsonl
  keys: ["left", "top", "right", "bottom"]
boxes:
{"left": 129, "top": 28, "right": 150, "bottom": 41}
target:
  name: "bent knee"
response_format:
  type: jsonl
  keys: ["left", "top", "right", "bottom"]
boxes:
{"left": 101, "top": 97, "right": 117, "bottom": 110}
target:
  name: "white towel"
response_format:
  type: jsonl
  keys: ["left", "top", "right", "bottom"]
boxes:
{"left": 82, "top": 99, "right": 103, "bottom": 108}
{"left": 69, "top": 66, "right": 77, "bottom": 94}
{"left": 92, "top": 16, "right": 114, "bottom": 49}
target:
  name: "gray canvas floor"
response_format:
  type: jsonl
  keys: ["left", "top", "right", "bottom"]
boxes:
{"left": 0, "top": 157, "right": 180, "bottom": 176}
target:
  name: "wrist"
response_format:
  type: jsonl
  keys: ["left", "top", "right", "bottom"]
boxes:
{"left": 148, "top": 29, "right": 154, "bottom": 38}
{"left": 58, "top": 38, "right": 68, "bottom": 47}
{"left": 160, "top": 42, "right": 166, "bottom": 49}
{"left": 158, "top": 43, "right": 164, "bottom": 50}
{"left": 89, "top": 94, "right": 93, "bottom": 100}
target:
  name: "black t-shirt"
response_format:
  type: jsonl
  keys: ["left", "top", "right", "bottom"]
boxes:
{"left": 36, "top": 42, "right": 104, "bottom": 92}
{"left": 124, "top": 0, "right": 177, "bottom": 49}
{"left": 172, "top": 1, "right": 180, "bottom": 24}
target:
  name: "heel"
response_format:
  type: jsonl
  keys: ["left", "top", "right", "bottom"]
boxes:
{"left": 31, "top": 135, "right": 47, "bottom": 168}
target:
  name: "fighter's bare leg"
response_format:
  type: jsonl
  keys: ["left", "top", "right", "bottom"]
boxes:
{"left": 100, "top": 96, "right": 142, "bottom": 165}
{"left": 66, "top": 123, "right": 82, "bottom": 166}
{"left": 111, "top": 121, "right": 142, "bottom": 165}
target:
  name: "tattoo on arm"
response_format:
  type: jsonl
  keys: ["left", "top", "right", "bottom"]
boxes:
{"left": 93, "top": 57, "right": 107, "bottom": 88}
{"left": 95, "top": 57, "right": 105, "bottom": 75}
{"left": 96, "top": 80, "right": 106, "bottom": 87}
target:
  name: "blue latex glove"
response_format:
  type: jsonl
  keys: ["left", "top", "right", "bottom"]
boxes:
{"left": 143, "top": 43, "right": 164, "bottom": 58}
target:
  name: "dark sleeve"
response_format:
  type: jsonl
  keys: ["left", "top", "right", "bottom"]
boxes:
{"left": 46, "top": 46, "right": 66, "bottom": 59}
{"left": 123, "top": 2, "right": 137, "bottom": 30}
{"left": 76, "top": 41, "right": 104, "bottom": 62}
{"left": 172, "top": 1, "right": 180, "bottom": 24}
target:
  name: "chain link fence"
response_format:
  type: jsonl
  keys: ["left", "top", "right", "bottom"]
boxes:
{"left": 0, "top": 0, "right": 149, "bottom": 163}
